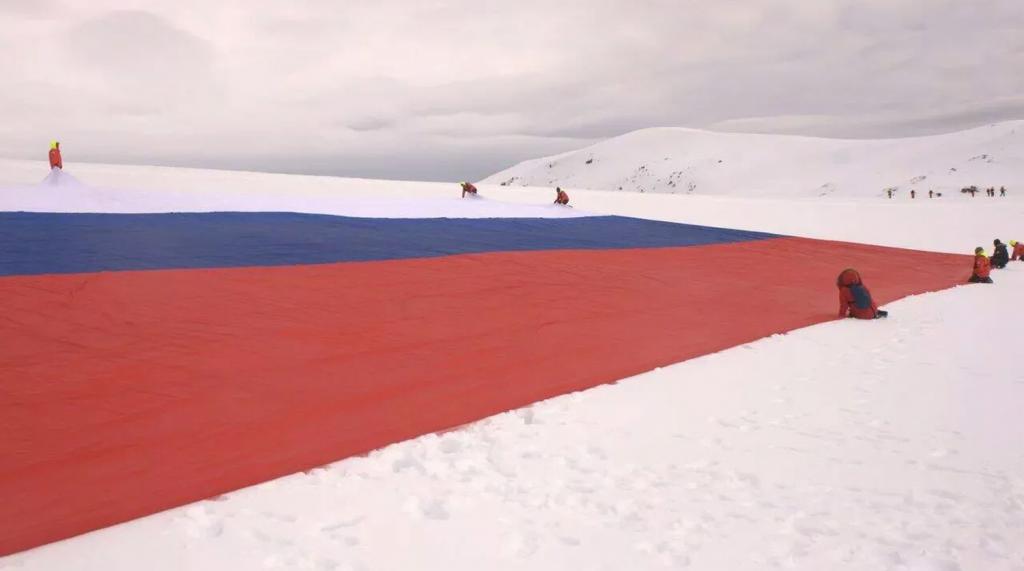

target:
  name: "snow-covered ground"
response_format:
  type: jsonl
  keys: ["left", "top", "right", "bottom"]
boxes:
{"left": 2, "top": 160, "right": 1023, "bottom": 571}
{"left": 0, "top": 160, "right": 586, "bottom": 220}
{"left": 484, "top": 121, "right": 1024, "bottom": 198}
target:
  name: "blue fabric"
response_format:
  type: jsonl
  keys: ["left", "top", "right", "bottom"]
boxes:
{"left": 850, "top": 284, "right": 873, "bottom": 309}
{"left": 0, "top": 212, "right": 777, "bottom": 277}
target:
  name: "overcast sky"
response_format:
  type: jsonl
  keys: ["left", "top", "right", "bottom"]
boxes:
{"left": 1, "top": 0, "right": 1022, "bottom": 181}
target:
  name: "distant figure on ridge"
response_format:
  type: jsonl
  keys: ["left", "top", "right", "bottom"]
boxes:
{"left": 928, "top": 190, "right": 934, "bottom": 199}
{"left": 969, "top": 248, "right": 993, "bottom": 283}
{"left": 460, "top": 181, "right": 478, "bottom": 198}
{"left": 1000, "top": 186, "right": 1007, "bottom": 197}
{"left": 836, "top": 269, "right": 888, "bottom": 320}
{"left": 554, "top": 187, "right": 570, "bottom": 206}
{"left": 48, "top": 141, "right": 62, "bottom": 170}
{"left": 910, "top": 190, "right": 916, "bottom": 199}
{"left": 1011, "top": 240, "right": 1024, "bottom": 262}
{"left": 886, "top": 189, "right": 893, "bottom": 199}
{"left": 991, "top": 239, "right": 1009, "bottom": 269}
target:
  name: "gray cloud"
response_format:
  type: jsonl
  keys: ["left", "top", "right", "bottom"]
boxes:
{"left": 0, "top": 0, "right": 1021, "bottom": 181}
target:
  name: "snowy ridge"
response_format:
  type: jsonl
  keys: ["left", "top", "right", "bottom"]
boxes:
{"left": 483, "top": 121, "right": 1024, "bottom": 197}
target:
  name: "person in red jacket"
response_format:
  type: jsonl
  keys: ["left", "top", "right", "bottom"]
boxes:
{"left": 554, "top": 187, "right": 570, "bottom": 205}
{"left": 1010, "top": 240, "right": 1023, "bottom": 261}
{"left": 837, "top": 268, "right": 888, "bottom": 319}
{"left": 460, "top": 182, "right": 478, "bottom": 198}
{"left": 969, "top": 247, "right": 993, "bottom": 283}
{"left": 48, "top": 141, "right": 62, "bottom": 169}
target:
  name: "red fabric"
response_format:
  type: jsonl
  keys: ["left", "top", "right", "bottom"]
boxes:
{"left": 0, "top": 237, "right": 969, "bottom": 555}
{"left": 555, "top": 190, "right": 569, "bottom": 204}
{"left": 973, "top": 254, "right": 991, "bottom": 278}
{"left": 48, "top": 148, "right": 62, "bottom": 169}
{"left": 461, "top": 183, "right": 477, "bottom": 197}
{"left": 1012, "top": 243, "right": 1024, "bottom": 261}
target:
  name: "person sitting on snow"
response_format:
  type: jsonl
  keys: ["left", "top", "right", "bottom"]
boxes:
{"left": 1011, "top": 240, "right": 1024, "bottom": 261}
{"left": 991, "top": 239, "right": 1010, "bottom": 269}
{"left": 836, "top": 268, "right": 888, "bottom": 319}
{"left": 554, "top": 187, "right": 570, "bottom": 206}
{"left": 969, "top": 247, "right": 993, "bottom": 283}
{"left": 48, "top": 141, "right": 62, "bottom": 170}
{"left": 460, "top": 182, "right": 478, "bottom": 198}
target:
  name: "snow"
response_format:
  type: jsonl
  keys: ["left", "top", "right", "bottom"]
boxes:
{"left": 483, "top": 121, "right": 1024, "bottom": 199}
{"left": 2, "top": 154, "right": 1023, "bottom": 570}
{"left": 0, "top": 160, "right": 588, "bottom": 219}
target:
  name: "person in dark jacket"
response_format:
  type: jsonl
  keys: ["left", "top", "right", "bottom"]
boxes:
{"left": 991, "top": 239, "right": 1009, "bottom": 269}
{"left": 969, "top": 247, "right": 993, "bottom": 283}
{"left": 837, "top": 269, "right": 888, "bottom": 319}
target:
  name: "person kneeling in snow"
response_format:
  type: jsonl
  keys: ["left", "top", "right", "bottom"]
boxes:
{"left": 554, "top": 187, "right": 570, "bottom": 205}
{"left": 837, "top": 269, "right": 888, "bottom": 319}
{"left": 969, "top": 247, "right": 993, "bottom": 283}
{"left": 460, "top": 181, "right": 478, "bottom": 198}
{"left": 991, "top": 239, "right": 1009, "bottom": 269}
{"left": 48, "top": 141, "right": 62, "bottom": 170}
{"left": 1011, "top": 240, "right": 1024, "bottom": 261}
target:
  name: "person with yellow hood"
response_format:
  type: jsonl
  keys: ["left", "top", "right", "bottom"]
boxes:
{"left": 1010, "top": 240, "right": 1024, "bottom": 262}
{"left": 969, "top": 247, "right": 993, "bottom": 283}
{"left": 48, "top": 141, "right": 62, "bottom": 170}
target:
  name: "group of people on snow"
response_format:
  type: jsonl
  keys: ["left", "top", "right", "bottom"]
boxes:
{"left": 960, "top": 185, "right": 1008, "bottom": 198}
{"left": 887, "top": 186, "right": 1008, "bottom": 199}
{"left": 42, "top": 143, "right": 1015, "bottom": 323}
{"left": 970, "top": 239, "right": 1023, "bottom": 283}
{"left": 846, "top": 237, "right": 1021, "bottom": 320}
{"left": 841, "top": 236, "right": 1020, "bottom": 319}
{"left": 460, "top": 181, "right": 571, "bottom": 206}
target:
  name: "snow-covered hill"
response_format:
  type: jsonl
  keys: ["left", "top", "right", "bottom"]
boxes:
{"left": 483, "top": 121, "right": 1024, "bottom": 198}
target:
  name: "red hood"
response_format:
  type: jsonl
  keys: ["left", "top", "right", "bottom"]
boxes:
{"left": 837, "top": 268, "right": 862, "bottom": 287}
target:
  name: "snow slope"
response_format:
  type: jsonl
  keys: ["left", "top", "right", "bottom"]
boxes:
{"left": 2, "top": 162, "right": 1023, "bottom": 571}
{"left": 0, "top": 160, "right": 587, "bottom": 219}
{"left": 483, "top": 121, "right": 1024, "bottom": 198}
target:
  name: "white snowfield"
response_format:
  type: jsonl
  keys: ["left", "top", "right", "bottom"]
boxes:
{"left": 1, "top": 155, "right": 1023, "bottom": 571}
{"left": 483, "top": 121, "right": 1024, "bottom": 199}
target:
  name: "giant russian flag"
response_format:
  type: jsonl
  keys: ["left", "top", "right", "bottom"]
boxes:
{"left": 0, "top": 207, "right": 968, "bottom": 555}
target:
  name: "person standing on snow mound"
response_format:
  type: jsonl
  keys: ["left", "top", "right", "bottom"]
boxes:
{"left": 969, "top": 247, "right": 993, "bottom": 283}
{"left": 554, "top": 187, "right": 570, "bottom": 206}
{"left": 460, "top": 181, "right": 478, "bottom": 198}
{"left": 48, "top": 141, "right": 62, "bottom": 170}
{"left": 991, "top": 239, "right": 1009, "bottom": 269}
{"left": 1010, "top": 240, "right": 1024, "bottom": 261}
{"left": 837, "top": 269, "right": 888, "bottom": 319}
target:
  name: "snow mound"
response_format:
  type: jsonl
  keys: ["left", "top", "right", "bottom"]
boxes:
{"left": 483, "top": 121, "right": 1024, "bottom": 198}
{"left": 40, "top": 168, "right": 86, "bottom": 188}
